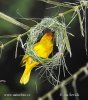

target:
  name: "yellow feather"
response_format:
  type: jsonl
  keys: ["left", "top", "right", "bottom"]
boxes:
{"left": 20, "top": 32, "right": 53, "bottom": 84}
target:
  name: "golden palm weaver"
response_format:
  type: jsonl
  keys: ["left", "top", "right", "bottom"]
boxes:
{"left": 20, "top": 32, "right": 54, "bottom": 84}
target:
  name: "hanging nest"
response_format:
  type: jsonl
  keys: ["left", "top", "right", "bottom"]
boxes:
{"left": 24, "top": 17, "right": 72, "bottom": 85}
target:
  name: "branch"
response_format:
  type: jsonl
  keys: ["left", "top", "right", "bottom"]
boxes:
{"left": 41, "top": 0, "right": 88, "bottom": 18}
{"left": 0, "top": 31, "right": 30, "bottom": 49}
{"left": 38, "top": 63, "right": 88, "bottom": 100}
{"left": 39, "top": 0, "right": 73, "bottom": 8}
{"left": 0, "top": 12, "right": 30, "bottom": 30}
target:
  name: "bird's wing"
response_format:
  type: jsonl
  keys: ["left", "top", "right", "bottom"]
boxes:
{"left": 33, "top": 42, "right": 49, "bottom": 58}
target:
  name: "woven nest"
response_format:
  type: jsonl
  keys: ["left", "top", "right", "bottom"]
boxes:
{"left": 24, "top": 18, "right": 72, "bottom": 85}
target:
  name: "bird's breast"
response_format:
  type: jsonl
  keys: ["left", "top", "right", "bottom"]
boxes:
{"left": 33, "top": 42, "right": 53, "bottom": 58}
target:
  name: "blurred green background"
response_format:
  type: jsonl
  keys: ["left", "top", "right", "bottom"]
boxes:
{"left": 0, "top": 0, "right": 88, "bottom": 100}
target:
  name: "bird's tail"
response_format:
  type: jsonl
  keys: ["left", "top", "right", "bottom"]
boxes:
{"left": 20, "top": 66, "right": 32, "bottom": 85}
{"left": 20, "top": 55, "right": 39, "bottom": 85}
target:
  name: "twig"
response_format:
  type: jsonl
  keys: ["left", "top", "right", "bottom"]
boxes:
{"left": 1, "top": 31, "right": 30, "bottom": 49}
{"left": 56, "top": 1, "right": 88, "bottom": 18}
{"left": 0, "top": 12, "right": 30, "bottom": 30}
{"left": 39, "top": 0, "right": 73, "bottom": 8}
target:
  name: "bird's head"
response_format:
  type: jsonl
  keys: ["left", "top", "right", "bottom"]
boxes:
{"left": 35, "top": 28, "right": 54, "bottom": 43}
{"left": 40, "top": 32, "right": 53, "bottom": 42}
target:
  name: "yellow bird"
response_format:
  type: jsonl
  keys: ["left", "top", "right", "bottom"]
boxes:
{"left": 20, "top": 32, "right": 53, "bottom": 85}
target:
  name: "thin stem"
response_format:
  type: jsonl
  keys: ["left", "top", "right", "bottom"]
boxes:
{"left": 0, "top": 12, "right": 30, "bottom": 30}
{"left": 39, "top": 0, "right": 73, "bottom": 8}
{"left": 56, "top": 1, "right": 88, "bottom": 18}
{"left": 1, "top": 31, "right": 29, "bottom": 48}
